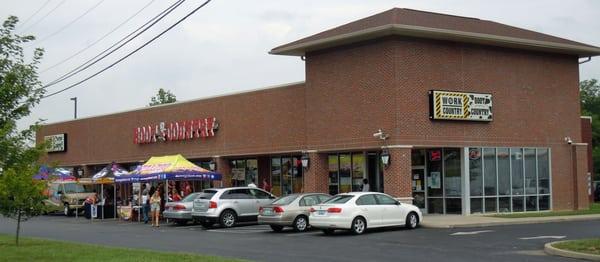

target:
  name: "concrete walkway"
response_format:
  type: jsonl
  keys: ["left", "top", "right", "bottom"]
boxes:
{"left": 422, "top": 214, "right": 600, "bottom": 228}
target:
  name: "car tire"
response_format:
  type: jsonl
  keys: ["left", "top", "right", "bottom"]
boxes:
{"left": 63, "top": 204, "right": 72, "bottom": 216}
{"left": 322, "top": 229, "right": 335, "bottom": 235}
{"left": 270, "top": 225, "right": 284, "bottom": 232}
{"left": 200, "top": 221, "right": 213, "bottom": 229}
{"left": 293, "top": 215, "right": 309, "bottom": 232}
{"left": 350, "top": 217, "right": 367, "bottom": 235}
{"left": 405, "top": 212, "right": 419, "bottom": 229}
{"left": 219, "top": 210, "right": 237, "bottom": 228}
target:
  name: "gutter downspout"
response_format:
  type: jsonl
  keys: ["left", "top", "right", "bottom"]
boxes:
{"left": 579, "top": 56, "right": 592, "bottom": 64}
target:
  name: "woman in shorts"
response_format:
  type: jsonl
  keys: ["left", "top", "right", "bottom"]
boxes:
{"left": 150, "top": 190, "right": 162, "bottom": 227}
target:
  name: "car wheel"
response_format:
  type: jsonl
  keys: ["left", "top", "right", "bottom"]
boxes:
{"left": 200, "top": 222, "right": 213, "bottom": 229}
{"left": 405, "top": 212, "right": 419, "bottom": 229}
{"left": 63, "top": 204, "right": 72, "bottom": 216}
{"left": 350, "top": 217, "right": 366, "bottom": 235}
{"left": 270, "top": 225, "right": 284, "bottom": 232}
{"left": 322, "top": 229, "right": 335, "bottom": 235}
{"left": 219, "top": 210, "right": 237, "bottom": 228}
{"left": 175, "top": 220, "right": 188, "bottom": 226}
{"left": 293, "top": 215, "right": 308, "bottom": 232}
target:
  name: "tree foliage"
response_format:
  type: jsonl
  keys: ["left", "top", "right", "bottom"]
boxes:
{"left": 149, "top": 88, "right": 176, "bottom": 106}
{"left": 580, "top": 79, "right": 600, "bottom": 179}
{"left": 0, "top": 16, "right": 46, "bottom": 246}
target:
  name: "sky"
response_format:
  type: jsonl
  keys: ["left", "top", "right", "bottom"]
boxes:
{"left": 2, "top": 0, "right": 599, "bottom": 128}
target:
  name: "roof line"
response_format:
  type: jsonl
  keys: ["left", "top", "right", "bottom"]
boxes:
{"left": 270, "top": 24, "right": 600, "bottom": 57}
{"left": 42, "top": 81, "right": 305, "bottom": 126}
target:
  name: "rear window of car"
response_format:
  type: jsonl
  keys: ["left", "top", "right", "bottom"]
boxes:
{"left": 181, "top": 193, "right": 201, "bottom": 202}
{"left": 272, "top": 195, "right": 299, "bottom": 205}
{"left": 323, "top": 195, "right": 354, "bottom": 204}
{"left": 196, "top": 190, "right": 217, "bottom": 200}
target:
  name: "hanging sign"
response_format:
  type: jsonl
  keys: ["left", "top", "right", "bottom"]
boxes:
{"left": 133, "top": 117, "right": 218, "bottom": 144}
{"left": 45, "top": 133, "right": 67, "bottom": 153}
{"left": 429, "top": 90, "right": 492, "bottom": 121}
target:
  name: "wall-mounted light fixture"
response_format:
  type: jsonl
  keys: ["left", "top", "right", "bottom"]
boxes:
{"left": 301, "top": 153, "right": 310, "bottom": 169}
{"left": 209, "top": 161, "right": 216, "bottom": 171}
{"left": 564, "top": 136, "right": 573, "bottom": 145}
{"left": 381, "top": 149, "right": 391, "bottom": 168}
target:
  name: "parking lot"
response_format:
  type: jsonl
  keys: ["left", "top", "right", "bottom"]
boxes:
{"left": 2, "top": 215, "right": 599, "bottom": 261}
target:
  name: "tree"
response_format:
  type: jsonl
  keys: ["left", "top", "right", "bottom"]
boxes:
{"left": 149, "top": 88, "right": 177, "bottom": 106}
{"left": 580, "top": 79, "right": 600, "bottom": 180}
{"left": 0, "top": 16, "right": 47, "bottom": 246}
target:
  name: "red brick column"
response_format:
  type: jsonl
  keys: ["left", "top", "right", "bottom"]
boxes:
{"left": 303, "top": 152, "right": 329, "bottom": 194}
{"left": 214, "top": 157, "right": 231, "bottom": 187}
{"left": 573, "top": 144, "right": 590, "bottom": 210}
{"left": 383, "top": 147, "right": 412, "bottom": 198}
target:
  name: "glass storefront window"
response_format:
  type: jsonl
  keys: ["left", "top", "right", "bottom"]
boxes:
{"left": 427, "top": 149, "right": 443, "bottom": 197}
{"left": 469, "top": 148, "right": 483, "bottom": 197}
{"left": 352, "top": 153, "right": 365, "bottom": 192}
{"left": 483, "top": 148, "right": 497, "bottom": 196}
{"left": 328, "top": 155, "right": 339, "bottom": 195}
{"left": 339, "top": 154, "right": 352, "bottom": 193}
{"left": 281, "top": 158, "right": 293, "bottom": 196}
{"left": 538, "top": 149, "right": 550, "bottom": 194}
{"left": 444, "top": 148, "right": 461, "bottom": 197}
{"left": 271, "top": 158, "right": 282, "bottom": 196}
{"left": 512, "top": 196, "right": 524, "bottom": 212}
{"left": 497, "top": 148, "right": 510, "bottom": 196}
{"left": 484, "top": 197, "right": 497, "bottom": 213}
{"left": 524, "top": 149, "right": 536, "bottom": 195}
{"left": 246, "top": 159, "right": 258, "bottom": 185}
{"left": 292, "top": 157, "right": 303, "bottom": 194}
{"left": 470, "top": 198, "right": 483, "bottom": 214}
{"left": 511, "top": 148, "right": 524, "bottom": 196}
{"left": 499, "top": 197, "right": 511, "bottom": 213}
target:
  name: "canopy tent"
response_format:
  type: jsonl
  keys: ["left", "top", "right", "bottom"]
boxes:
{"left": 33, "top": 166, "right": 76, "bottom": 181}
{"left": 115, "top": 154, "right": 221, "bottom": 183}
{"left": 92, "top": 162, "right": 129, "bottom": 184}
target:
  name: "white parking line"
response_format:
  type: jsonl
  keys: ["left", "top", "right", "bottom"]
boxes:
{"left": 519, "top": 236, "right": 566, "bottom": 240}
{"left": 450, "top": 230, "right": 494, "bottom": 236}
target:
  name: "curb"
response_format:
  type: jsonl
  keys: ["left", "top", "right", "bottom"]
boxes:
{"left": 421, "top": 216, "right": 600, "bottom": 229}
{"left": 544, "top": 241, "right": 600, "bottom": 261}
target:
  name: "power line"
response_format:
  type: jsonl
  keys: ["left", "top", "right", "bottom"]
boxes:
{"left": 41, "top": 0, "right": 212, "bottom": 99}
{"left": 33, "top": 0, "right": 106, "bottom": 45}
{"left": 43, "top": 0, "right": 186, "bottom": 89}
{"left": 40, "top": 0, "right": 157, "bottom": 73}
{"left": 18, "top": 0, "right": 52, "bottom": 29}
{"left": 19, "top": 0, "right": 66, "bottom": 33}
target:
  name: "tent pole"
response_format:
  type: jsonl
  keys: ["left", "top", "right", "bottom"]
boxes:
{"left": 101, "top": 184, "right": 104, "bottom": 220}
{"left": 114, "top": 183, "right": 117, "bottom": 220}
{"left": 164, "top": 179, "right": 168, "bottom": 224}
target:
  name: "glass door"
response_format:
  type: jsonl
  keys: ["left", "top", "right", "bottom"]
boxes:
{"left": 411, "top": 149, "right": 427, "bottom": 212}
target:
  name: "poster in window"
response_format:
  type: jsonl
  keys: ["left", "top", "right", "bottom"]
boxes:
{"left": 429, "top": 172, "right": 441, "bottom": 189}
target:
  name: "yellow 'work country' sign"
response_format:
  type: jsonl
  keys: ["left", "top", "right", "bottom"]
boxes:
{"left": 429, "top": 90, "right": 493, "bottom": 121}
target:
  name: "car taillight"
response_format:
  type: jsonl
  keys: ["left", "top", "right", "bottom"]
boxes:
{"left": 174, "top": 204, "right": 186, "bottom": 210}
{"left": 273, "top": 206, "right": 284, "bottom": 213}
{"left": 259, "top": 207, "right": 264, "bottom": 213}
{"left": 327, "top": 207, "right": 342, "bottom": 213}
{"left": 209, "top": 201, "right": 217, "bottom": 209}
{"left": 309, "top": 207, "right": 316, "bottom": 213}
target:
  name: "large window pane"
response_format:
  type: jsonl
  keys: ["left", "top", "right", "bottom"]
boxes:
{"left": 444, "top": 149, "right": 461, "bottom": 197}
{"left": 524, "top": 149, "right": 536, "bottom": 195}
{"left": 470, "top": 198, "right": 483, "bottom": 214}
{"left": 328, "top": 155, "right": 338, "bottom": 195}
{"left": 511, "top": 148, "right": 524, "bottom": 195}
{"left": 246, "top": 159, "right": 258, "bottom": 186}
{"left": 339, "top": 154, "right": 352, "bottom": 193}
{"left": 498, "top": 148, "right": 510, "bottom": 195}
{"left": 445, "top": 198, "right": 462, "bottom": 214}
{"left": 352, "top": 153, "right": 365, "bottom": 192}
{"left": 512, "top": 197, "right": 524, "bottom": 212}
{"left": 499, "top": 197, "right": 510, "bottom": 213}
{"left": 539, "top": 195, "right": 550, "bottom": 211}
{"left": 526, "top": 196, "right": 537, "bottom": 211}
{"left": 412, "top": 149, "right": 425, "bottom": 166}
{"left": 292, "top": 157, "right": 303, "bottom": 194}
{"left": 281, "top": 158, "right": 293, "bottom": 196}
{"left": 484, "top": 148, "right": 497, "bottom": 196}
{"left": 271, "top": 158, "right": 282, "bottom": 196}
{"left": 469, "top": 148, "right": 483, "bottom": 196}
{"left": 428, "top": 198, "right": 443, "bottom": 214}
{"left": 538, "top": 149, "right": 550, "bottom": 194}
{"left": 427, "top": 149, "right": 443, "bottom": 197}
{"left": 484, "top": 197, "right": 497, "bottom": 213}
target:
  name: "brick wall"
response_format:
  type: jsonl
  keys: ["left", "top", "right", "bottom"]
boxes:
{"left": 303, "top": 152, "right": 329, "bottom": 193}
{"left": 382, "top": 147, "right": 412, "bottom": 198}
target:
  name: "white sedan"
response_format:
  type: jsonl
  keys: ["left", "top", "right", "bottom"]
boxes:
{"left": 309, "top": 192, "right": 423, "bottom": 235}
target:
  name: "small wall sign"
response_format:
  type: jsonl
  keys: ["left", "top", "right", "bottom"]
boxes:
{"left": 45, "top": 133, "right": 67, "bottom": 153}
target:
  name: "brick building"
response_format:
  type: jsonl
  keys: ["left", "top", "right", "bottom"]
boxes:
{"left": 37, "top": 8, "right": 600, "bottom": 214}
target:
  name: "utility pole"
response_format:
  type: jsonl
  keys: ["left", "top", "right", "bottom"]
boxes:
{"left": 70, "top": 97, "right": 77, "bottom": 119}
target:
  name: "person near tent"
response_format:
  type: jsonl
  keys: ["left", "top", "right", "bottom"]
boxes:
{"left": 170, "top": 187, "right": 182, "bottom": 202}
{"left": 150, "top": 189, "right": 161, "bottom": 227}
{"left": 182, "top": 181, "right": 192, "bottom": 196}
{"left": 141, "top": 184, "right": 150, "bottom": 224}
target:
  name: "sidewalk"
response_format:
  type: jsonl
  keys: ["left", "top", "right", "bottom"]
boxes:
{"left": 421, "top": 214, "right": 600, "bottom": 228}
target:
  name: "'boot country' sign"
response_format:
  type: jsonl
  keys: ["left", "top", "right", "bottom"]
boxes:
{"left": 429, "top": 90, "right": 492, "bottom": 122}
{"left": 134, "top": 117, "right": 219, "bottom": 144}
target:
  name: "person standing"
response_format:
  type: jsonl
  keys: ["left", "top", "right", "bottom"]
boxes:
{"left": 247, "top": 178, "right": 257, "bottom": 188}
{"left": 262, "top": 178, "right": 271, "bottom": 192}
{"left": 141, "top": 184, "right": 150, "bottom": 224}
{"left": 150, "top": 189, "right": 161, "bottom": 227}
{"left": 361, "top": 179, "right": 370, "bottom": 192}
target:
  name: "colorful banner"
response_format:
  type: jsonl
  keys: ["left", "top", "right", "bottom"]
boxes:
{"left": 429, "top": 90, "right": 492, "bottom": 121}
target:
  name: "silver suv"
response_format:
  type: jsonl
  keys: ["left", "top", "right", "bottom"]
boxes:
{"left": 191, "top": 187, "right": 275, "bottom": 228}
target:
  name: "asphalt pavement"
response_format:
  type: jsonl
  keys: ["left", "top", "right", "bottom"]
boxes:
{"left": 1, "top": 215, "right": 599, "bottom": 262}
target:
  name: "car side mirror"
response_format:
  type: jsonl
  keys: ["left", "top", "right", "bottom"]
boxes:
{"left": 269, "top": 195, "right": 276, "bottom": 199}
{"left": 395, "top": 201, "right": 401, "bottom": 205}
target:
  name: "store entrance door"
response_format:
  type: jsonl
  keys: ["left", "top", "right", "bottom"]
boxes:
{"left": 411, "top": 167, "right": 426, "bottom": 212}
{"left": 367, "top": 152, "right": 383, "bottom": 193}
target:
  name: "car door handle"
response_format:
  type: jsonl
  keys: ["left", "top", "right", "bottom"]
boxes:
{"left": 233, "top": 201, "right": 239, "bottom": 204}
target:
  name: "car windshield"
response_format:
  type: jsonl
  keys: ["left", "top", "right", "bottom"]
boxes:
{"left": 323, "top": 195, "right": 354, "bottom": 204}
{"left": 272, "top": 194, "right": 299, "bottom": 205}
{"left": 196, "top": 190, "right": 217, "bottom": 199}
{"left": 63, "top": 183, "right": 86, "bottom": 194}
{"left": 181, "top": 193, "right": 201, "bottom": 202}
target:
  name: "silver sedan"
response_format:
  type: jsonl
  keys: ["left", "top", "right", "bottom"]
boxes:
{"left": 258, "top": 193, "right": 331, "bottom": 232}
{"left": 164, "top": 192, "right": 204, "bottom": 225}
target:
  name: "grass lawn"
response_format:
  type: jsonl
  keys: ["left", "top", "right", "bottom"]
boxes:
{"left": 0, "top": 234, "right": 245, "bottom": 262}
{"left": 489, "top": 203, "right": 600, "bottom": 218}
{"left": 553, "top": 239, "right": 600, "bottom": 255}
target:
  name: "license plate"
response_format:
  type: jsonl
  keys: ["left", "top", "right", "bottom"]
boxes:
{"left": 262, "top": 208, "right": 273, "bottom": 216}
{"left": 316, "top": 210, "right": 326, "bottom": 216}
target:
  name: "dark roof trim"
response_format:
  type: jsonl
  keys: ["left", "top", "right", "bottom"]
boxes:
{"left": 270, "top": 24, "right": 600, "bottom": 57}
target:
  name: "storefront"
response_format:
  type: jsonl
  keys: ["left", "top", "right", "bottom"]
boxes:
{"left": 37, "top": 8, "right": 600, "bottom": 214}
